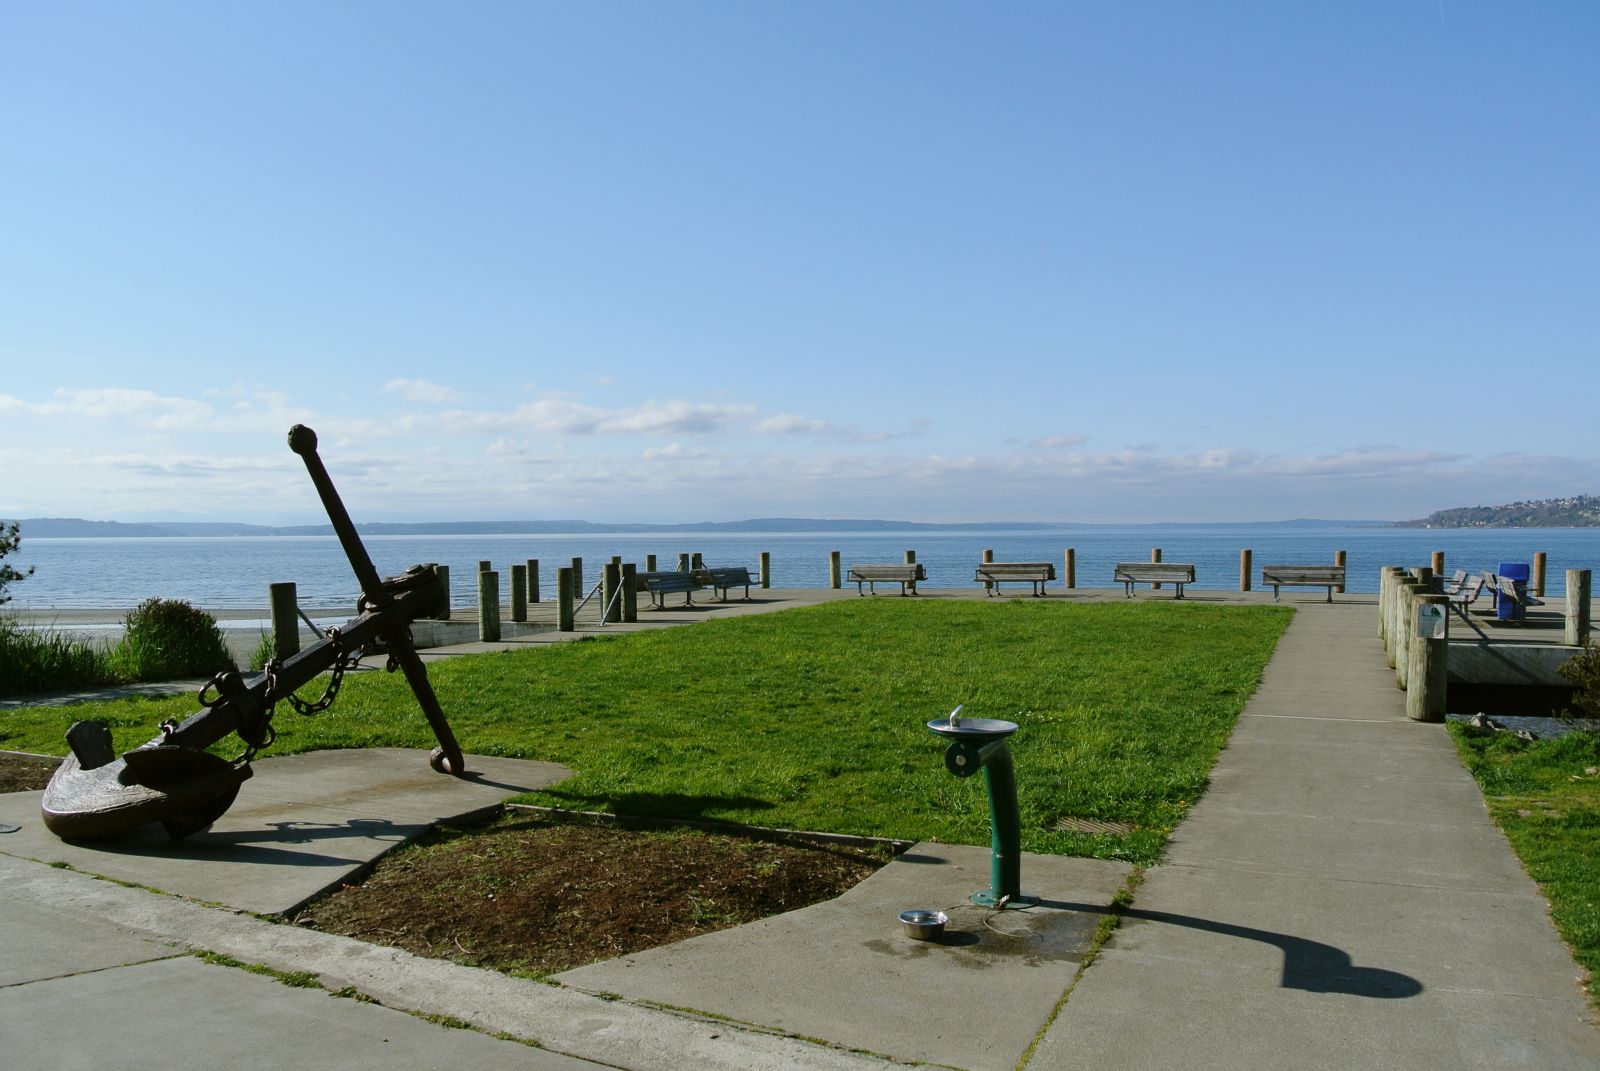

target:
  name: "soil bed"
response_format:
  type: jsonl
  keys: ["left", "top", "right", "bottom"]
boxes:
{"left": 289, "top": 809, "right": 889, "bottom": 977}
{"left": 0, "top": 752, "right": 889, "bottom": 974}
{"left": 0, "top": 750, "right": 60, "bottom": 792}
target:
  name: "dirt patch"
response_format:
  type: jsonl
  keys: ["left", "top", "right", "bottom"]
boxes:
{"left": 0, "top": 752, "right": 888, "bottom": 974}
{"left": 0, "top": 751, "right": 60, "bottom": 793}
{"left": 289, "top": 810, "right": 889, "bottom": 977}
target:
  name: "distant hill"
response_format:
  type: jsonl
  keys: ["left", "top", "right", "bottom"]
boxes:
{"left": 1395, "top": 496, "right": 1600, "bottom": 528}
{"left": 6, "top": 516, "right": 1070, "bottom": 539}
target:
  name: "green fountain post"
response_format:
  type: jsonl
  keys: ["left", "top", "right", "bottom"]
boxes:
{"left": 929, "top": 713, "right": 1035, "bottom": 909}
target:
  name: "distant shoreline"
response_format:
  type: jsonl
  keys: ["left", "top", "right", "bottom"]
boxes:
{"left": 13, "top": 517, "right": 1395, "bottom": 539}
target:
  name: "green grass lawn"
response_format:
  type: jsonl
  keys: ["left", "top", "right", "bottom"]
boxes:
{"left": 2, "top": 599, "right": 1290, "bottom": 865}
{"left": 1450, "top": 722, "right": 1600, "bottom": 1007}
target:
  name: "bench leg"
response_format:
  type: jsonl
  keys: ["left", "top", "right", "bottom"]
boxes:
{"left": 1325, "top": 586, "right": 1332, "bottom": 604}
{"left": 1272, "top": 585, "right": 1280, "bottom": 603}
{"left": 1174, "top": 583, "right": 1185, "bottom": 600}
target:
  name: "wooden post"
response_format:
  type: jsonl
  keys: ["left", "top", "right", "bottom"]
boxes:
{"left": 1239, "top": 549, "right": 1252, "bottom": 592}
{"left": 646, "top": 553, "right": 657, "bottom": 572}
{"left": 1431, "top": 551, "right": 1445, "bottom": 579}
{"left": 1406, "top": 593, "right": 1449, "bottom": 723}
{"left": 571, "top": 556, "right": 584, "bottom": 595}
{"left": 510, "top": 564, "right": 527, "bottom": 622}
{"left": 676, "top": 553, "right": 690, "bottom": 572}
{"left": 1395, "top": 578, "right": 1420, "bottom": 687}
{"left": 622, "top": 563, "right": 638, "bottom": 623}
{"left": 691, "top": 552, "right": 705, "bottom": 570}
{"left": 983, "top": 548, "right": 994, "bottom": 593}
{"left": 269, "top": 581, "right": 300, "bottom": 661}
{"left": 478, "top": 559, "right": 492, "bottom": 573}
{"left": 1335, "top": 550, "right": 1347, "bottom": 594}
{"left": 1566, "top": 569, "right": 1591, "bottom": 646}
{"left": 1392, "top": 576, "right": 1420, "bottom": 677}
{"left": 527, "top": 559, "right": 540, "bottom": 604}
{"left": 828, "top": 551, "right": 841, "bottom": 589}
{"left": 602, "top": 561, "right": 622, "bottom": 624}
{"left": 1534, "top": 552, "right": 1548, "bottom": 598}
{"left": 478, "top": 569, "right": 502, "bottom": 642}
{"left": 1378, "top": 567, "right": 1397, "bottom": 649}
{"left": 432, "top": 564, "right": 452, "bottom": 620}
{"left": 1064, "top": 548, "right": 1076, "bottom": 589}
{"left": 1151, "top": 547, "right": 1162, "bottom": 590}
{"left": 759, "top": 551, "right": 770, "bottom": 589}
{"left": 557, "top": 567, "right": 575, "bottom": 632}
{"left": 905, "top": 549, "right": 916, "bottom": 565}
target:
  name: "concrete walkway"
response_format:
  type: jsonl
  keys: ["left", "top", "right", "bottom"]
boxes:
{"left": 1030, "top": 601, "right": 1600, "bottom": 1069}
{"left": 2, "top": 596, "right": 1596, "bottom": 1069}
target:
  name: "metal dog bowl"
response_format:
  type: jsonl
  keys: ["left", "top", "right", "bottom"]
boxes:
{"left": 899, "top": 909, "right": 949, "bottom": 940}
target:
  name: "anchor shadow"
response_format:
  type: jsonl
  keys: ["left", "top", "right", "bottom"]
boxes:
{"left": 1037, "top": 898, "right": 1423, "bottom": 999}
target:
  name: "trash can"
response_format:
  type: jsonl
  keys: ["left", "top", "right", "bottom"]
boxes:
{"left": 1496, "top": 562, "right": 1530, "bottom": 622}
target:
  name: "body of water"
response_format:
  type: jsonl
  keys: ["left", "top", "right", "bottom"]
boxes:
{"left": 7, "top": 526, "right": 1599, "bottom": 611}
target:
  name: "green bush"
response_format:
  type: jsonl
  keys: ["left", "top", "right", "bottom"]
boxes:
{"left": 1558, "top": 642, "right": 1600, "bottom": 721}
{"left": 0, "top": 617, "right": 115, "bottom": 696}
{"left": 108, "top": 598, "right": 236, "bottom": 682}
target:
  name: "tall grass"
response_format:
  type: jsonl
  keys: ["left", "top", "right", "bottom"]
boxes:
{"left": 0, "top": 598, "right": 236, "bottom": 698}
{"left": 0, "top": 617, "right": 116, "bottom": 697}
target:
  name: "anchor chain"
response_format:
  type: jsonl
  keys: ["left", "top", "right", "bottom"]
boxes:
{"left": 195, "top": 626, "right": 367, "bottom": 764}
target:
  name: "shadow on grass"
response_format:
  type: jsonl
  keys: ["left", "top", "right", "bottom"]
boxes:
{"left": 539, "top": 787, "right": 777, "bottom": 822}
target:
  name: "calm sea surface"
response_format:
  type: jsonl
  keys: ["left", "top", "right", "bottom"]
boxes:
{"left": 9, "top": 527, "right": 1600, "bottom": 611}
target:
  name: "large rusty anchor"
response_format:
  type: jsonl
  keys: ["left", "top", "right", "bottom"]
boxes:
{"left": 41, "top": 425, "right": 467, "bottom": 841}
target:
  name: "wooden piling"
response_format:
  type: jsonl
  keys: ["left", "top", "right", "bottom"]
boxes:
{"left": 478, "top": 570, "right": 502, "bottom": 642}
{"left": 269, "top": 581, "right": 300, "bottom": 661}
{"left": 676, "top": 553, "right": 690, "bottom": 572}
{"left": 1239, "top": 549, "right": 1252, "bottom": 592}
{"left": 1151, "top": 548, "right": 1162, "bottom": 590}
{"left": 432, "top": 565, "right": 452, "bottom": 620}
{"left": 691, "top": 552, "right": 705, "bottom": 570}
{"left": 510, "top": 564, "right": 527, "bottom": 622}
{"left": 527, "top": 559, "right": 540, "bottom": 604}
{"left": 759, "top": 551, "right": 771, "bottom": 589}
{"left": 1566, "top": 569, "right": 1591, "bottom": 646}
{"left": 622, "top": 563, "right": 638, "bottom": 623}
{"left": 983, "top": 548, "right": 994, "bottom": 593}
{"left": 571, "top": 556, "right": 584, "bottom": 595}
{"left": 1534, "top": 552, "right": 1548, "bottom": 598}
{"left": 646, "top": 553, "right": 658, "bottom": 572}
{"left": 602, "top": 561, "right": 622, "bottom": 624}
{"left": 1406, "top": 593, "right": 1449, "bottom": 722}
{"left": 557, "top": 567, "right": 575, "bottom": 632}
{"left": 1335, "top": 550, "right": 1347, "bottom": 594}
{"left": 905, "top": 549, "right": 916, "bottom": 565}
{"left": 828, "top": 551, "right": 841, "bottom": 590}
{"left": 1064, "top": 548, "right": 1075, "bottom": 589}
{"left": 1431, "top": 551, "right": 1445, "bottom": 579}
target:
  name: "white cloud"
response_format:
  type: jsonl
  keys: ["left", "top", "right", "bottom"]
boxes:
{"left": 1029, "top": 433, "right": 1089, "bottom": 449}
{"left": 383, "top": 379, "right": 462, "bottom": 405}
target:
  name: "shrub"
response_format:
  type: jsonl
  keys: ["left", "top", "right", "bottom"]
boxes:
{"left": 1558, "top": 642, "right": 1600, "bottom": 722}
{"left": 109, "top": 598, "right": 237, "bottom": 682}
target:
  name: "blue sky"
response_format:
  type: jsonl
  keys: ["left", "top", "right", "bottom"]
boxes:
{"left": 2, "top": 2, "right": 1596, "bottom": 525}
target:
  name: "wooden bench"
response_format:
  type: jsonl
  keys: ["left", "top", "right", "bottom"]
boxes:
{"left": 638, "top": 570, "right": 699, "bottom": 609}
{"left": 848, "top": 563, "right": 927, "bottom": 596}
{"left": 1491, "top": 573, "right": 1543, "bottom": 625}
{"left": 1260, "top": 564, "right": 1346, "bottom": 603}
{"left": 1113, "top": 562, "right": 1197, "bottom": 599}
{"left": 1445, "top": 574, "right": 1486, "bottom": 634}
{"left": 974, "top": 561, "right": 1055, "bottom": 597}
